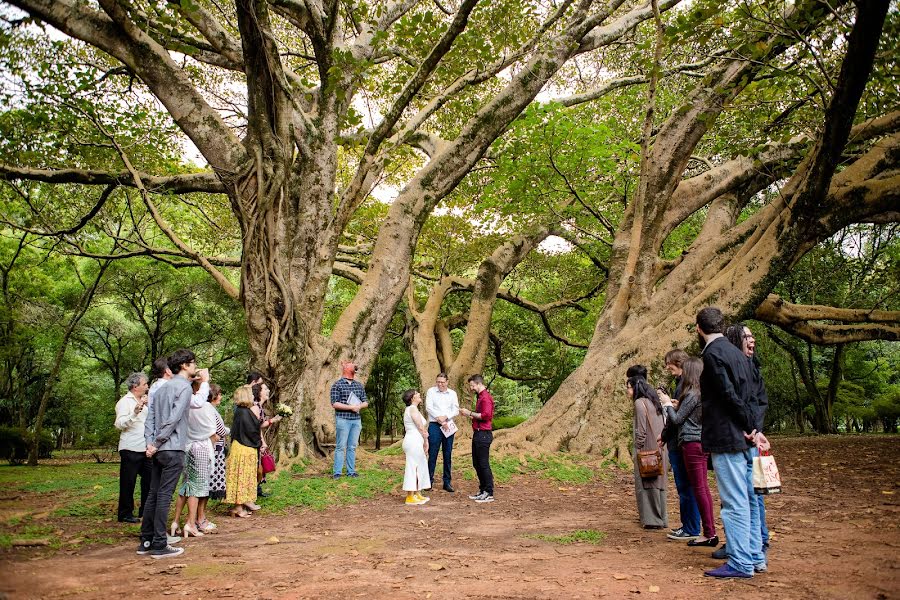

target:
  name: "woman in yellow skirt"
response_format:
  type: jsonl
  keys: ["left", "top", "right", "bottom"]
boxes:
{"left": 226, "top": 386, "right": 261, "bottom": 517}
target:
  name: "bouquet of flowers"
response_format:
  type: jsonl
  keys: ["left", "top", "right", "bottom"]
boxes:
{"left": 275, "top": 403, "right": 293, "bottom": 418}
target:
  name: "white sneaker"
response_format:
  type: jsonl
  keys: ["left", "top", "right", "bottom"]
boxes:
{"left": 475, "top": 495, "right": 495, "bottom": 503}
{"left": 167, "top": 535, "right": 182, "bottom": 545}
{"left": 469, "top": 492, "right": 486, "bottom": 500}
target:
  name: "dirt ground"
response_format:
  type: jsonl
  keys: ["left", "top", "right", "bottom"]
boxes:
{"left": 1, "top": 435, "right": 898, "bottom": 600}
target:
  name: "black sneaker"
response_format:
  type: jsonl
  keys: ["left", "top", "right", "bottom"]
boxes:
{"left": 711, "top": 544, "right": 727, "bottom": 560}
{"left": 150, "top": 545, "right": 185, "bottom": 559}
{"left": 136, "top": 540, "right": 151, "bottom": 555}
{"left": 475, "top": 494, "right": 495, "bottom": 503}
{"left": 443, "top": 484, "right": 455, "bottom": 493}
{"left": 468, "top": 491, "right": 485, "bottom": 500}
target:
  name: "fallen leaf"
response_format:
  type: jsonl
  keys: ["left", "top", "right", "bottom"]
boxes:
{"left": 613, "top": 573, "right": 628, "bottom": 580}
{"left": 428, "top": 563, "right": 446, "bottom": 571}
{"left": 881, "top": 490, "right": 895, "bottom": 495}
{"left": 649, "top": 585, "right": 660, "bottom": 593}
{"left": 266, "top": 536, "right": 280, "bottom": 544}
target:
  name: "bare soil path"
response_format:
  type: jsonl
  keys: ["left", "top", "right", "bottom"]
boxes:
{"left": 1, "top": 435, "right": 898, "bottom": 599}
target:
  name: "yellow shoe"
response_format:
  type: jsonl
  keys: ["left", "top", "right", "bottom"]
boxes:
{"left": 415, "top": 493, "right": 430, "bottom": 504}
{"left": 405, "top": 496, "right": 421, "bottom": 505}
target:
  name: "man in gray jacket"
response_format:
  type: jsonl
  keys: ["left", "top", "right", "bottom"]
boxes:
{"left": 138, "top": 349, "right": 198, "bottom": 558}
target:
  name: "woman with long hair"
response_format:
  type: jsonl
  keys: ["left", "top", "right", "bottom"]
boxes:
{"left": 628, "top": 371, "right": 668, "bottom": 529}
{"left": 401, "top": 389, "right": 431, "bottom": 505}
{"left": 660, "top": 357, "right": 718, "bottom": 546}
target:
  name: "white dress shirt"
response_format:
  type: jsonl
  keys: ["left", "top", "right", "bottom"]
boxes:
{"left": 115, "top": 391, "right": 147, "bottom": 452}
{"left": 425, "top": 386, "right": 460, "bottom": 425}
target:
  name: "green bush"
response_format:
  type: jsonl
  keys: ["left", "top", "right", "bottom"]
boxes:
{"left": 0, "top": 427, "right": 54, "bottom": 464}
{"left": 492, "top": 415, "right": 526, "bottom": 430}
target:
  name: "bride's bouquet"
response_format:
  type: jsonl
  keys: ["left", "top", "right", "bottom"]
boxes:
{"left": 275, "top": 403, "right": 293, "bottom": 417}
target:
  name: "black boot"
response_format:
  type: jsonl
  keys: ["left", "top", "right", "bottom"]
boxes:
{"left": 257, "top": 484, "right": 271, "bottom": 498}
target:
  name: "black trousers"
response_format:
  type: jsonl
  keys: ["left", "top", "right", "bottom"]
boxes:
{"left": 118, "top": 449, "right": 151, "bottom": 520}
{"left": 471, "top": 430, "right": 494, "bottom": 496}
{"left": 140, "top": 450, "right": 185, "bottom": 550}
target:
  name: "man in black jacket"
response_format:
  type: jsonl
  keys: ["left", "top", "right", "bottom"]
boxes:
{"left": 696, "top": 307, "right": 766, "bottom": 579}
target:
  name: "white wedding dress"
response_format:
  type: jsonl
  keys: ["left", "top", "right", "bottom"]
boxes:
{"left": 402, "top": 405, "right": 431, "bottom": 492}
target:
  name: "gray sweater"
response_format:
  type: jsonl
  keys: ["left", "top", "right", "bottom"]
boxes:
{"left": 665, "top": 390, "right": 702, "bottom": 445}
{"left": 144, "top": 375, "right": 192, "bottom": 451}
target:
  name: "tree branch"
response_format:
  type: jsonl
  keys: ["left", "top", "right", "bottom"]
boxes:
{"left": 488, "top": 332, "right": 552, "bottom": 381}
{"left": 0, "top": 164, "right": 225, "bottom": 194}
{"left": 756, "top": 294, "right": 900, "bottom": 344}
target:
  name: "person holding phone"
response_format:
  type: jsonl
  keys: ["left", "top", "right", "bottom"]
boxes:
{"left": 115, "top": 372, "right": 150, "bottom": 523}
{"left": 660, "top": 349, "right": 702, "bottom": 542}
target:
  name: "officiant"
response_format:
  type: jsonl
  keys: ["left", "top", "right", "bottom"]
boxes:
{"left": 424, "top": 373, "right": 460, "bottom": 493}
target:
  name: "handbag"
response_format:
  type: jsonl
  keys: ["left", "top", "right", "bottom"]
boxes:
{"left": 752, "top": 449, "right": 782, "bottom": 494}
{"left": 637, "top": 399, "right": 664, "bottom": 478}
{"left": 260, "top": 449, "right": 277, "bottom": 474}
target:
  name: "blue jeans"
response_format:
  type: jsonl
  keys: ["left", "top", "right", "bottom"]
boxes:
{"left": 751, "top": 446, "right": 770, "bottom": 546}
{"left": 712, "top": 450, "right": 766, "bottom": 574}
{"left": 333, "top": 417, "right": 362, "bottom": 476}
{"left": 427, "top": 422, "right": 454, "bottom": 488}
{"left": 669, "top": 446, "right": 701, "bottom": 536}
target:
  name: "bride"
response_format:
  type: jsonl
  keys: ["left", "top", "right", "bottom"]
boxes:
{"left": 401, "top": 389, "right": 431, "bottom": 505}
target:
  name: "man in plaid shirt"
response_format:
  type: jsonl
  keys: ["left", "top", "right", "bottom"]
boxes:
{"left": 331, "top": 361, "right": 369, "bottom": 478}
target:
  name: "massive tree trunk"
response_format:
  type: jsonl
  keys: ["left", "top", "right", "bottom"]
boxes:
{"left": 496, "top": 0, "right": 895, "bottom": 458}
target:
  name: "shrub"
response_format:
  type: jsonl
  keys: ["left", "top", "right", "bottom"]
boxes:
{"left": 492, "top": 415, "right": 526, "bottom": 430}
{"left": 0, "top": 427, "right": 54, "bottom": 464}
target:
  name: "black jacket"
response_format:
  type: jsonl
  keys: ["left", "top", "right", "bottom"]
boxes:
{"left": 232, "top": 406, "right": 262, "bottom": 449}
{"left": 748, "top": 358, "right": 769, "bottom": 432}
{"left": 699, "top": 336, "right": 756, "bottom": 453}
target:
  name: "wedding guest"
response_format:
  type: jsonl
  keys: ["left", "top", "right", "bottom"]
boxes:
{"left": 226, "top": 386, "right": 260, "bottom": 517}
{"left": 170, "top": 370, "right": 216, "bottom": 538}
{"left": 139, "top": 349, "right": 196, "bottom": 558}
{"left": 330, "top": 361, "right": 368, "bottom": 479}
{"left": 661, "top": 349, "right": 701, "bottom": 542}
{"left": 659, "top": 357, "right": 718, "bottom": 547}
{"left": 696, "top": 307, "right": 765, "bottom": 578}
{"left": 208, "top": 384, "right": 229, "bottom": 504}
{"left": 629, "top": 374, "right": 668, "bottom": 529}
{"left": 115, "top": 372, "right": 150, "bottom": 523}
{"left": 401, "top": 389, "right": 431, "bottom": 505}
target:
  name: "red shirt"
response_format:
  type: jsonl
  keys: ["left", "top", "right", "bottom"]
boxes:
{"left": 472, "top": 388, "right": 494, "bottom": 431}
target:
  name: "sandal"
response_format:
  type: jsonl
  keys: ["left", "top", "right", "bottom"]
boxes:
{"left": 230, "top": 508, "right": 251, "bottom": 518}
{"left": 688, "top": 535, "right": 720, "bottom": 547}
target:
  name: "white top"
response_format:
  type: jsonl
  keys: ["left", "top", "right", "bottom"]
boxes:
{"left": 425, "top": 386, "right": 460, "bottom": 424}
{"left": 115, "top": 391, "right": 147, "bottom": 452}
{"left": 404, "top": 405, "right": 425, "bottom": 437}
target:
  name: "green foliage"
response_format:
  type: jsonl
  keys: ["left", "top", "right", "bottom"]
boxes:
{"left": 492, "top": 415, "right": 526, "bottom": 430}
{"left": 525, "top": 529, "right": 605, "bottom": 545}
{"left": 0, "top": 427, "right": 53, "bottom": 464}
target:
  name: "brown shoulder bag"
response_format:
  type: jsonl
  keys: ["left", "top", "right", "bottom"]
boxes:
{"left": 637, "top": 399, "right": 664, "bottom": 478}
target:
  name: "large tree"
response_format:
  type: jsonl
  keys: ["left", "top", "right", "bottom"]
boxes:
{"left": 1, "top": 0, "right": 689, "bottom": 457}
{"left": 1, "top": 0, "right": 897, "bottom": 461}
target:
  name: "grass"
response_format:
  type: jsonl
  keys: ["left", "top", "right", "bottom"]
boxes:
{"left": 461, "top": 453, "right": 600, "bottom": 484}
{"left": 525, "top": 529, "right": 606, "bottom": 545}
{"left": 263, "top": 461, "right": 401, "bottom": 512}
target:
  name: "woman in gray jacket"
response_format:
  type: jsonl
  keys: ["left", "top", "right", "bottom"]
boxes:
{"left": 629, "top": 375, "right": 668, "bottom": 529}
{"left": 660, "top": 357, "right": 718, "bottom": 546}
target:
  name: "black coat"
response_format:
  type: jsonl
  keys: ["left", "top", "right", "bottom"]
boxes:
{"left": 699, "top": 336, "right": 756, "bottom": 454}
